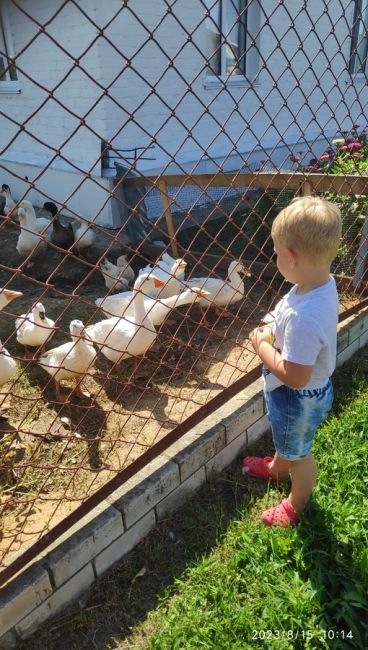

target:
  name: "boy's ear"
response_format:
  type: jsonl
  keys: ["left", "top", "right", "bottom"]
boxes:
{"left": 285, "top": 247, "right": 298, "bottom": 268}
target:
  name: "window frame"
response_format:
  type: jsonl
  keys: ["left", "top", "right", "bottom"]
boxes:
{"left": 203, "top": 0, "right": 260, "bottom": 88}
{"left": 349, "top": 0, "right": 368, "bottom": 75}
{"left": 0, "top": 0, "right": 21, "bottom": 93}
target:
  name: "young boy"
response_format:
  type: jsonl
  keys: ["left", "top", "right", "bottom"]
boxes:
{"left": 243, "top": 196, "right": 342, "bottom": 527}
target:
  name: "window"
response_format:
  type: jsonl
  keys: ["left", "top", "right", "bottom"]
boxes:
{"left": 0, "top": 0, "right": 19, "bottom": 91}
{"left": 350, "top": 0, "right": 368, "bottom": 73}
{"left": 204, "top": 0, "right": 260, "bottom": 82}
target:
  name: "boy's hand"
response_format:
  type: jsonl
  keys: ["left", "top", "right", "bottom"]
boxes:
{"left": 249, "top": 325, "right": 274, "bottom": 353}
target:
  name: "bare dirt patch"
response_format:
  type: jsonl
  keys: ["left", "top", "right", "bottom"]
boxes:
{"left": 0, "top": 214, "right": 270, "bottom": 565}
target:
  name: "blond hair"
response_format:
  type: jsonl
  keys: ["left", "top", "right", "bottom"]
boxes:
{"left": 271, "top": 196, "right": 342, "bottom": 264}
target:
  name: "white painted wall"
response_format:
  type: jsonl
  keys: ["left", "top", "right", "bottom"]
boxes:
{"left": 0, "top": 0, "right": 113, "bottom": 223}
{"left": 1, "top": 0, "right": 367, "bottom": 222}
{"left": 99, "top": 0, "right": 367, "bottom": 174}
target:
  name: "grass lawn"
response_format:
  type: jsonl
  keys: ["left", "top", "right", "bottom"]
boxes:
{"left": 20, "top": 347, "right": 368, "bottom": 650}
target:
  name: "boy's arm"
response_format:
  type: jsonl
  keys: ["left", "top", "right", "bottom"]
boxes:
{"left": 249, "top": 326, "right": 313, "bottom": 389}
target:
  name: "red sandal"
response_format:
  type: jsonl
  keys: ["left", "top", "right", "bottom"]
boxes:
{"left": 241, "top": 456, "right": 276, "bottom": 480}
{"left": 262, "top": 498, "right": 299, "bottom": 528}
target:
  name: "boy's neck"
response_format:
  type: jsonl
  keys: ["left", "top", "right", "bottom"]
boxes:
{"left": 295, "top": 267, "right": 331, "bottom": 295}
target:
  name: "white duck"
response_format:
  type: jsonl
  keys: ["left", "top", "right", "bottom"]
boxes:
{"left": 0, "top": 340, "right": 17, "bottom": 417}
{"left": 15, "top": 302, "right": 56, "bottom": 357}
{"left": 85, "top": 273, "right": 165, "bottom": 367}
{"left": 138, "top": 258, "right": 187, "bottom": 299}
{"left": 72, "top": 217, "right": 96, "bottom": 255}
{"left": 0, "top": 288, "right": 23, "bottom": 311}
{"left": 37, "top": 319, "right": 97, "bottom": 402}
{"left": 185, "top": 260, "right": 251, "bottom": 324}
{"left": 117, "top": 254, "right": 135, "bottom": 284}
{"left": 16, "top": 200, "right": 52, "bottom": 257}
{"left": 95, "top": 286, "right": 210, "bottom": 325}
{"left": 99, "top": 255, "right": 134, "bottom": 292}
{"left": 154, "top": 252, "right": 186, "bottom": 280}
{"left": 1, "top": 184, "right": 16, "bottom": 218}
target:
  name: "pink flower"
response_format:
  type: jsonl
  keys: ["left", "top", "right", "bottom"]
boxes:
{"left": 347, "top": 142, "right": 362, "bottom": 149}
{"left": 351, "top": 152, "right": 361, "bottom": 157}
{"left": 290, "top": 155, "right": 301, "bottom": 162}
{"left": 339, "top": 145, "right": 348, "bottom": 151}
{"left": 319, "top": 154, "right": 331, "bottom": 161}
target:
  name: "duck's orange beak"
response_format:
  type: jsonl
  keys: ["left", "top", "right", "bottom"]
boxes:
{"left": 3, "top": 289, "right": 23, "bottom": 301}
{"left": 153, "top": 278, "right": 166, "bottom": 288}
{"left": 196, "top": 289, "right": 210, "bottom": 298}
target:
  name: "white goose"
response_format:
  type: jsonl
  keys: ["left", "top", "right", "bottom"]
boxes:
{"left": 38, "top": 319, "right": 97, "bottom": 402}
{"left": 72, "top": 217, "right": 96, "bottom": 255}
{"left": 0, "top": 339, "right": 17, "bottom": 417}
{"left": 95, "top": 286, "right": 210, "bottom": 325}
{"left": 16, "top": 200, "right": 52, "bottom": 257}
{"left": 85, "top": 273, "right": 165, "bottom": 366}
{"left": 142, "top": 253, "right": 185, "bottom": 280}
{"left": 137, "top": 258, "right": 187, "bottom": 299}
{"left": 99, "top": 255, "right": 134, "bottom": 292}
{"left": 0, "top": 288, "right": 23, "bottom": 311}
{"left": 185, "top": 260, "right": 250, "bottom": 324}
{"left": 15, "top": 302, "right": 56, "bottom": 356}
{"left": 116, "top": 254, "right": 135, "bottom": 284}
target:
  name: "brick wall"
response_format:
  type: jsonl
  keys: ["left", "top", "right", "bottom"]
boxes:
{"left": 0, "top": 307, "right": 367, "bottom": 649}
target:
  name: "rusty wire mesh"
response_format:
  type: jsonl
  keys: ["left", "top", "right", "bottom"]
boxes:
{"left": 0, "top": 0, "right": 367, "bottom": 578}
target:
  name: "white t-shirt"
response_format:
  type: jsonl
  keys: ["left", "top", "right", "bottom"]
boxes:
{"left": 263, "top": 276, "right": 339, "bottom": 392}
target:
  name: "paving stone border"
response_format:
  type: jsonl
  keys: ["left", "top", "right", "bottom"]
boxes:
{"left": 0, "top": 308, "right": 367, "bottom": 648}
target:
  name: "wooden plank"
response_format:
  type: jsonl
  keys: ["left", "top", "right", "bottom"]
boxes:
{"left": 124, "top": 171, "right": 368, "bottom": 195}
{"left": 158, "top": 179, "right": 179, "bottom": 258}
{"left": 301, "top": 180, "right": 313, "bottom": 196}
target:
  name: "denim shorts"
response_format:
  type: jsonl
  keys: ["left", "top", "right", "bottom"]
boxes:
{"left": 263, "top": 374, "right": 334, "bottom": 461}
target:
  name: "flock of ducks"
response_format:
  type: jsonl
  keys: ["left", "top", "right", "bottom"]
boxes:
{"left": 1, "top": 185, "right": 252, "bottom": 409}
{"left": 1, "top": 185, "right": 96, "bottom": 259}
{"left": 1, "top": 185, "right": 141, "bottom": 287}
{"left": 0, "top": 257, "right": 250, "bottom": 408}
{"left": 16, "top": 199, "right": 96, "bottom": 258}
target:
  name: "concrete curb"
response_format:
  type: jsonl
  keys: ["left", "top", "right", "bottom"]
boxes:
{"left": 0, "top": 308, "right": 367, "bottom": 648}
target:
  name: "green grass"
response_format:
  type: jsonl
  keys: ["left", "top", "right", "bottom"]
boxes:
{"left": 20, "top": 348, "right": 368, "bottom": 650}
{"left": 138, "top": 359, "right": 368, "bottom": 650}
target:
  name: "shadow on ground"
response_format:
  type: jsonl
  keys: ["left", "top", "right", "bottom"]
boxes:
{"left": 17, "top": 431, "right": 273, "bottom": 650}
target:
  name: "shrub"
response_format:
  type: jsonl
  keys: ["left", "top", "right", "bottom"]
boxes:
{"left": 290, "top": 125, "right": 368, "bottom": 274}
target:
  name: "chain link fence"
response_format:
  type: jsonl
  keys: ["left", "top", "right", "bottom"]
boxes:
{"left": 0, "top": 0, "right": 367, "bottom": 579}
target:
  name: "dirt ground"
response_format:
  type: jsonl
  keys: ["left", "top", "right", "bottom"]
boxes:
{"left": 0, "top": 212, "right": 276, "bottom": 566}
{"left": 0, "top": 211, "right": 360, "bottom": 566}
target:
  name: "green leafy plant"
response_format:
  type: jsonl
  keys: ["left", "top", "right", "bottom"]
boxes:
{"left": 290, "top": 125, "right": 368, "bottom": 274}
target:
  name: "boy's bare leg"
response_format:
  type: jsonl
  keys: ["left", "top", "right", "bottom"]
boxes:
{"left": 288, "top": 453, "right": 317, "bottom": 512}
{"left": 268, "top": 452, "right": 290, "bottom": 479}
